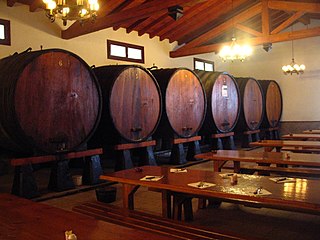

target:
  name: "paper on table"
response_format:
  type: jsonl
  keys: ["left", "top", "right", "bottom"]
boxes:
{"left": 188, "top": 181, "right": 216, "bottom": 189}
{"left": 140, "top": 175, "right": 164, "bottom": 181}
{"left": 270, "top": 177, "right": 296, "bottom": 184}
{"left": 250, "top": 187, "right": 272, "bottom": 196}
{"left": 170, "top": 168, "right": 187, "bottom": 173}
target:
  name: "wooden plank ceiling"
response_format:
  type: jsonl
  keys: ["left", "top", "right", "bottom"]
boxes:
{"left": 7, "top": 0, "right": 320, "bottom": 58}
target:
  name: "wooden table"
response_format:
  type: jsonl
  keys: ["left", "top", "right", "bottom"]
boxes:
{"left": 282, "top": 133, "right": 320, "bottom": 141}
{"left": 250, "top": 140, "right": 320, "bottom": 152}
{"left": 195, "top": 150, "right": 320, "bottom": 173}
{"left": 303, "top": 130, "right": 320, "bottom": 134}
{"left": 0, "top": 193, "right": 175, "bottom": 240}
{"left": 100, "top": 166, "right": 320, "bottom": 216}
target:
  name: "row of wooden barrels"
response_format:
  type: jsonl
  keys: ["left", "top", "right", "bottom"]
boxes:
{"left": 0, "top": 48, "right": 282, "bottom": 156}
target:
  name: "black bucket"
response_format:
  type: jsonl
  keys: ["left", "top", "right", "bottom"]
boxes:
{"left": 95, "top": 186, "right": 117, "bottom": 203}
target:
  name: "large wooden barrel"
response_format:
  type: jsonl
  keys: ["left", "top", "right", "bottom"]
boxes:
{"left": 235, "top": 77, "right": 264, "bottom": 131}
{"left": 151, "top": 68, "right": 206, "bottom": 138}
{"left": 0, "top": 48, "right": 102, "bottom": 154}
{"left": 258, "top": 80, "right": 282, "bottom": 128}
{"left": 90, "top": 65, "right": 162, "bottom": 144}
{"left": 195, "top": 70, "right": 240, "bottom": 134}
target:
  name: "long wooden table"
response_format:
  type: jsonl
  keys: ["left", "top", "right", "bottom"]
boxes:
{"left": 0, "top": 193, "right": 175, "bottom": 240}
{"left": 250, "top": 140, "right": 320, "bottom": 152}
{"left": 100, "top": 166, "right": 320, "bottom": 217}
{"left": 282, "top": 133, "right": 320, "bottom": 141}
{"left": 195, "top": 150, "right": 320, "bottom": 173}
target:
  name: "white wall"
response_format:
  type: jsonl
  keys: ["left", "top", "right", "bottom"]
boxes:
{"left": 1, "top": 1, "right": 320, "bottom": 122}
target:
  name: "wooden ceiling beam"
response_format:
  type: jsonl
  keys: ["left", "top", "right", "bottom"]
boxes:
{"left": 271, "top": 11, "right": 306, "bottom": 34}
{"left": 137, "top": 12, "right": 167, "bottom": 36}
{"left": 158, "top": 0, "right": 220, "bottom": 41}
{"left": 268, "top": 1, "right": 320, "bottom": 13}
{"left": 236, "top": 23, "right": 263, "bottom": 37}
{"left": 62, "top": 0, "right": 206, "bottom": 39}
{"left": 171, "top": 0, "right": 251, "bottom": 45}
{"left": 112, "top": 0, "right": 147, "bottom": 31}
{"left": 170, "top": 26, "right": 320, "bottom": 57}
{"left": 262, "top": 0, "right": 270, "bottom": 36}
{"left": 175, "top": 2, "right": 262, "bottom": 53}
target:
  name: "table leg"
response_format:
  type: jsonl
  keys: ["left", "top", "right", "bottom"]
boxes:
{"left": 233, "top": 161, "right": 240, "bottom": 173}
{"left": 161, "top": 190, "right": 171, "bottom": 218}
{"left": 122, "top": 184, "right": 139, "bottom": 210}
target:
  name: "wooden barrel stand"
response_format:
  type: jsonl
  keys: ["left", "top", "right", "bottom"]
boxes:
{"left": 11, "top": 148, "right": 103, "bottom": 199}
{"left": 170, "top": 136, "right": 202, "bottom": 165}
{"left": 242, "top": 129, "right": 261, "bottom": 148}
{"left": 113, "top": 139, "right": 157, "bottom": 171}
{"left": 211, "top": 132, "right": 236, "bottom": 150}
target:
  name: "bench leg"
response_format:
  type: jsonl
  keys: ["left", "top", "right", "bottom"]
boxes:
{"left": 48, "top": 160, "right": 75, "bottom": 192}
{"left": 170, "top": 143, "right": 187, "bottom": 165}
{"left": 115, "top": 150, "right": 134, "bottom": 171}
{"left": 138, "top": 146, "right": 157, "bottom": 166}
{"left": 11, "top": 165, "right": 40, "bottom": 199}
{"left": 186, "top": 140, "right": 201, "bottom": 161}
{"left": 82, "top": 155, "right": 103, "bottom": 185}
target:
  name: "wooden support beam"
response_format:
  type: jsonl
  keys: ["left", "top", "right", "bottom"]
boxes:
{"left": 268, "top": 1, "right": 320, "bottom": 13}
{"left": 170, "top": 26, "right": 320, "bottom": 57}
{"left": 173, "top": 2, "right": 262, "bottom": 53}
{"left": 271, "top": 11, "right": 306, "bottom": 34}
{"left": 62, "top": 0, "right": 207, "bottom": 39}
{"left": 262, "top": 0, "right": 270, "bottom": 36}
{"left": 236, "top": 23, "right": 263, "bottom": 37}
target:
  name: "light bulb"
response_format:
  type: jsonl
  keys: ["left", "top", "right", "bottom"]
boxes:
{"left": 300, "top": 64, "right": 306, "bottom": 71}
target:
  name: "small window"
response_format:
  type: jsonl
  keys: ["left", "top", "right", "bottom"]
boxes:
{"left": 0, "top": 19, "right": 11, "bottom": 46}
{"left": 107, "top": 40, "right": 144, "bottom": 63}
{"left": 194, "top": 58, "right": 214, "bottom": 72}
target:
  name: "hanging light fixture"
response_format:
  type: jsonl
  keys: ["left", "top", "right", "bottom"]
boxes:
{"left": 282, "top": 38, "right": 305, "bottom": 75}
{"left": 218, "top": 0, "right": 252, "bottom": 62}
{"left": 219, "top": 37, "right": 253, "bottom": 62}
{"left": 43, "top": 0, "right": 99, "bottom": 26}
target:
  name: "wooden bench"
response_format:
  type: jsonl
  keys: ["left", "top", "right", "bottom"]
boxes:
{"left": 73, "top": 201, "right": 253, "bottom": 240}
{"left": 281, "top": 147, "right": 320, "bottom": 154}
{"left": 239, "top": 165, "right": 320, "bottom": 178}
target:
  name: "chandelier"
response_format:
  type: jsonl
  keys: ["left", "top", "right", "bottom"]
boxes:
{"left": 43, "top": 0, "right": 99, "bottom": 26}
{"left": 218, "top": 37, "right": 253, "bottom": 62}
{"left": 282, "top": 40, "right": 305, "bottom": 75}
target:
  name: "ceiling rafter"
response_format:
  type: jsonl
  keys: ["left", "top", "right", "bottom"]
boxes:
{"left": 61, "top": 0, "right": 207, "bottom": 39}
{"left": 6, "top": 0, "right": 320, "bottom": 58}
{"left": 174, "top": 2, "right": 262, "bottom": 54}
{"left": 271, "top": 11, "right": 306, "bottom": 34}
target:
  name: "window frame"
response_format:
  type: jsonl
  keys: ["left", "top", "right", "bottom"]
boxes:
{"left": 107, "top": 40, "right": 145, "bottom": 64}
{"left": 0, "top": 19, "right": 11, "bottom": 46}
{"left": 193, "top": 58, "right": 214, "bottom": 72}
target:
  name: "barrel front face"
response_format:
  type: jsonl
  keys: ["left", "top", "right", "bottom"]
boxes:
{"left": 266, "top": 81, "right": 282, "bottom": 127}
{"left": 165, "top": 69, "right": 206, "bottom": 137}
{"left": 211, "top": 74, "right": 240, "bottom": 132}
{"left": 243, "top": 79, "right": 263, "bottom": 130}
{"left": 109, "top": 67, "right": 161, "bottom": 142}
{"left": 14, "top": 51, "right": 101, "bottom": 153}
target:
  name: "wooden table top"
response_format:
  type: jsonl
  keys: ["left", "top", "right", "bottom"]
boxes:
{"left": 0, "top": 193, "right": 175, "bottom": 240}
{"left": 195, "top": 150, "right": 320, "bottom": 167}
{"left": 250, "top": 140, "right": 320, "bottom": 149}
{"left": 303, "top": 130, "right": 320, "bottom": 134}
{"left": 282, "top": 133, "right": 320, "bottom": 140}
{"left": 100, "top": 166, "right": 320, "bottom": 215}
